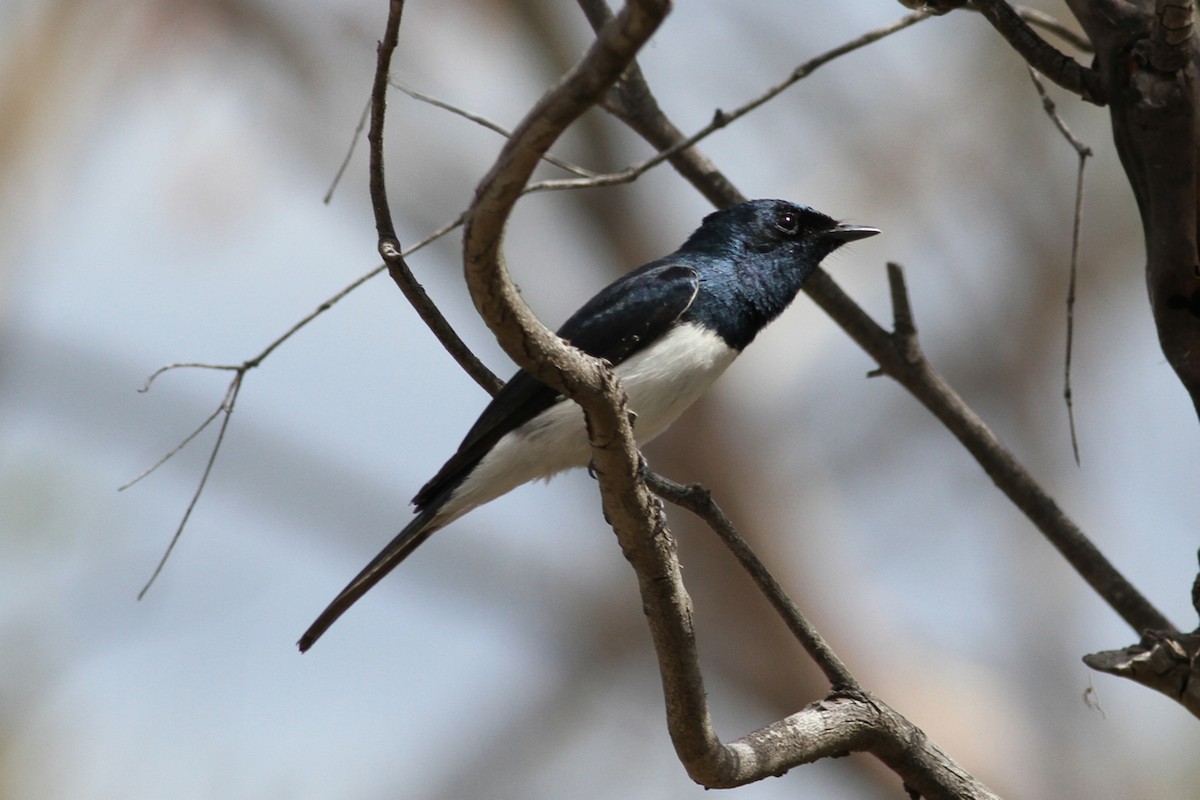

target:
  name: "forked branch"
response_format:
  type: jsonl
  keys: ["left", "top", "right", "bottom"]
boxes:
{"left": 581, "top": 1, "right": 1171, "bottom": 637}
{"left": 451, "top": 0, "right": 1001, "bottom": 794}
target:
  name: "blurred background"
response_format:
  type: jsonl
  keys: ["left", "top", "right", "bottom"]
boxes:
{"left": 2, "top": 0, "right": 1198, "bottom": 797}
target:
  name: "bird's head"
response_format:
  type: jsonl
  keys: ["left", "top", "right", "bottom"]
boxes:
{"left": 683, "top": 199, "right": 878, "bottom": 263}
{"left": 675, "top": 199, "right": 878, "bottom": 350}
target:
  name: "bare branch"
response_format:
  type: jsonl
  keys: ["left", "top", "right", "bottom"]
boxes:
{"left": 324, "top": 95, "right": 370, "bottom": 205}
{"left": 973, "top": 0, "right": 1107, "bottom": 103}
{"left": 1066, "top": 0, "right": 1200, "bottom": 419}
{"left": 463, "top": 1, "right": 1004, "bottom": 792}
{"left": 1028, "top": 67, "right": 1093, "bottom": 466}
{"left": 366, "top": 0, "right": 503, "bottom": 396}
{"left": 581, "top": 5, "right": 1172, "bottom": 636}
{"left": 872, "top": 264, "right": 1174, "bottom": 634}
{"left": 644, "top": 471, "right": 858, "bottom": 690}
{"left": 1084, "top": 630, "right": 1200, "bottom": 719}
{"left": 137, "top": 373, "right": 245, "bottom": 599}
{"left": 390, "top": 81, "right": 597, "bottom": 178}
{"left": 714, "top": 690, "right": 1003, "bottom": 799}
{"left": 1013, "top": 5, "right": 1093, "bottom": 53}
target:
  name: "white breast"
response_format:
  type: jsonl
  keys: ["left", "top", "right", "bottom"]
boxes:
{"left": 437, "top": 322, "right": 737, "bottom": 525}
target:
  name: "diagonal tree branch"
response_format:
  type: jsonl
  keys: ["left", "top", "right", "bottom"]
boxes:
{"left": 457, "top": 1, "right": 1002, "bottom": 794}
{"left": 1012, "top": 5, "right": 1095, "bottom": 53}
{"left": 874, "top": 264, "right": 1175, "bottom": 635}
{"left": 583, "top": 4, "right": 1173, "bottom": 637}
{"left": 899, "top": 0, "right": 1105, "bottom": 101}
{"left": 643, "top": 471, "right": 858, "bottom": 689}
{"left": 973, "top": 0, "right": 1107, "bottom": 102}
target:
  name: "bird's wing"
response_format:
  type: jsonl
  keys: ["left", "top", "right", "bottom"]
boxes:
{"left": 299, "top": 264, "right": 698, "bottom": 651}
{"left": 412, "top": 262, "right": 699, "bottom": 511}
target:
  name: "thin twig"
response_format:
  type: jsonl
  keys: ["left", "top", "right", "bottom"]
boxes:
{"left": 1029, "top": 67, "right": 1092, "bottom": 466}
{"left": 1027, "top": 68, "right": 1093, "bottom": 157}
{"left": 366, "top": 1, "right": 503, "bottom": 396}
{"left": 137, "top": 373, "right": 244, "bottom": 599}
{"left": 871, "top": 264, "right": 1172, "bottom": 634}
{"left": 128, "top": 213, "right": 465, "bottom": 591}
{"left": 643, "top": 471, "right": 859, "bottom": 690}
{"left": 391, "top": 81, "right": 597, "bottom": 178}
{"left": 119, "top": 401, "right": 227, "bottom": 491}
{"left": 1012, "top": 5, "right": 1093, "bottom": 52}
{"left": 526, "top": 10, "right": 932, "bottom": 196}
{"left": 324, "top": 95, "right": 371, "bottom": 205}
{"left": 135, "top": 361, "right": 241, "bottom": 393}
{"left": 251, "top": 212, "right": 465, "bottom": 374}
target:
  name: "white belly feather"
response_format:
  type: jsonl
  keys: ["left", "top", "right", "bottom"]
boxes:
{"left": 437, "top": 322, "right": 737, "bottom": 524}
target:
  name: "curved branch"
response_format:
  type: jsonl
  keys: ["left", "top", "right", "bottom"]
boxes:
{"left": 367, "top": 0, "right": 502, "bottom": 395}
{"left": 460, "top": 0, "right": 742, "bottom": 783}
{"left": 464, "top": 1, "right": 1004, "bottom": 793}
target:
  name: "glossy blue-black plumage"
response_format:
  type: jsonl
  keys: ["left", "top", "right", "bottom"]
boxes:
{"left": 413, "top": 262, "right": 699, "bottom": 512}
{"left": 297, "top": 199, "right": 877, "bottom": 651}
{"left": 415, "top": 201, "right": 862, "bottom": 510}
{"left": 677, "top": 201, "right": 862, "bottom": 350}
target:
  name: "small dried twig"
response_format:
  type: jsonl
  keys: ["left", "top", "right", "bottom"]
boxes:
{"left": 390, "top": 81, "right": 597, "bottom": 178}
{"left": 1012, "top": 5, "right": 1093, "bottom": 53}
{"left": 1028, "top": 67, "right": 1092, "bottom": 467}
{"left": 120, "top": 370, "right": 236, "bottom": 490}
{"left": 127, "top": 210, "right": 464, "bottom": 595}
{"left": 324, "top": 95, "right": 371, "bottom": 204}
{"left": 643, "top": 471, "right": 858, "bottom": 690}
{"left": 527, "top": 9, "right": 932, "bottom": 196}
{"left": 134, "top": 374, "right": 244, "bottom": 599}
{"left": 366, "top": 1, "right": 503, "bottom": 397}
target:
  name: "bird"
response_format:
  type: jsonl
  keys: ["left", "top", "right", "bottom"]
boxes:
{"left": 298, "top": 199, "right": 877, "bottom": 651}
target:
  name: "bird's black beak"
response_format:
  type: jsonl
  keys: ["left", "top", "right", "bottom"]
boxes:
{"left": 826, "top": 223, "right": 880, "bottom": 242}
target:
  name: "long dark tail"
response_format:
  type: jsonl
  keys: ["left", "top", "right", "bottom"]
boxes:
{"left": 297, "top": 505, "right": 443, "bottom": 652}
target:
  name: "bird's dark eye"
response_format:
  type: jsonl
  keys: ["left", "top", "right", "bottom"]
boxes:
{"left": 775, "top": 211, "right": 799, "bottom": 235}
